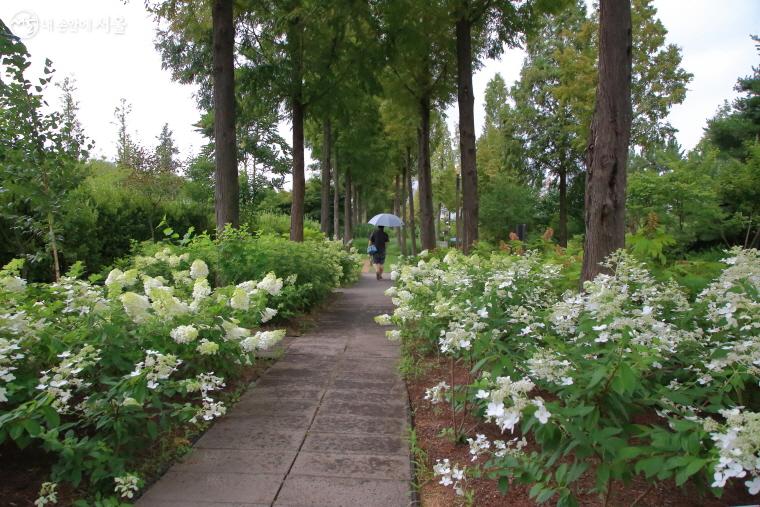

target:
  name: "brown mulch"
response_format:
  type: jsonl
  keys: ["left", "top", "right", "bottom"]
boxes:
{"left": 407, "top": 356, "right": 756, "bottom": 507}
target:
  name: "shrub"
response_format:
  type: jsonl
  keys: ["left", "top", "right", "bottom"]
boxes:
{"left": 0, "top": 250, "right": 289, "bottom": 503}
{"left": 380, "top": 247, "right": 760, "bottom": 504}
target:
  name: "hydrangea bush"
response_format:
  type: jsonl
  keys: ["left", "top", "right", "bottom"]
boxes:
{"left": 381, "top": 248, "right": 760, "bottom": 505}
{"left": 127, "top": 228, "right": 363, "bottom": 318}
{"left": 0, "top": 245, "right": 303, "bottom": 504}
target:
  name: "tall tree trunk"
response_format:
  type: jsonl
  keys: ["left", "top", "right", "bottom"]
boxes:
{"left": 333, "top": 140, "right": 340, "bottom": 240}
{"left": 343, "top": 169, "right": 352, "bottom": 244}
{"left": 407, "top": 147, "right": 418, "bottom": 256}
{"left": 581, "top": 0, "right": 632, "bottom": 284}
{"left": 394, "top": 173, "right": 403, "bottom": 251}
{"left": 436, "top": 202, "right": 442, "bottom": 244}
{"left": 417, "top": 97, "right": 436, "bottom": 251}
{"left": 558, "top": 163, "right": 568, "bottom": 247}
{"left": 400, "top": 165, "right": 408, "bottom": 256}
{"left": 455, "top": 174, "right": 461, "bottom": 249}
{"left": 289, "top": 13, "right": 305, "bottom": 242}
{"left": 320, "top": 118, "right": 331, "bottom": 236}
{"left": 353, "top": 184, "right": 360, "bottom": 230}
{"left": 47, "top": 213, "right": 61, "bottom": 282}
{"left": 212, "top": 0, "right": 239, "bottom": 232}
{"left": 456, "top": 12, "right": 478, "bottom": 254}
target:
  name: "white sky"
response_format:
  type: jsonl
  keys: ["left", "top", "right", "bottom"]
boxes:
{"left": 2, "top": 0, "right": 758, "bottom": 166}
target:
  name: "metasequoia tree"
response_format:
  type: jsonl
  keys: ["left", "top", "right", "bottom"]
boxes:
{"left": 212, "top": 0, "right": 239, "bottom": 231}
{"left": 581, "top": 0, "right": 632, "bottom": 283}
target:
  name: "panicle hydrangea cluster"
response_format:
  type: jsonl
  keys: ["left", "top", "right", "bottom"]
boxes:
{"left": 527, "top": 350, "right": 574, "bottom": 386}
{"left": 705, "top": 408, "right": 760, "bottom": 494}
{"left": 34, "top": 482, "right": 58, "bottom": 507}
{"left": 257, "top": 272, "right": 284, "bottom": 296}
{"left": 52, "top": 276, "right": 108, "bottom": 316}
{"left": 190, "top": 259, "right": 209, "bottom": 280}
{"left": 0, "top": 336, "right": 24, "bottom": 403}
{"left": 0, "top": 274, "right": 26, "bottom": 293}
{"left": 184, "top": 372, "right": 227, "bottom": 423}
{"left": 105, "top": 268, "right": 139, "bottom": 293}
{"left": 120, "top": 292, "right": 151, "bottom": 323}
{"left": 477, "top": 376, "right": 550, "bottom": 432}
{"left": 240, "top": 329, "right": 286, "bottom": 353}
{"left": 433, "top": 459, "right": 466, "bottom": 496}
{"left": 170, "top": 324, "right": 199, "bottom": 344}
{"left": 129, "top": 350, "right": 182, "bottom": 389}
{"left": 114, "top": 473, "right": 142, "bottom": 499}
{"left": 424, "top": 381, "right": 449, "bottom": 404}
{"left": 36, "top": 345, "right": 100, "bottom": 412}
{"left": 467, "top": 433, "right": 528, "bottom": 462}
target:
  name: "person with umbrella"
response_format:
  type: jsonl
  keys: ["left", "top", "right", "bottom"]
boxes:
{"left": 367, "top": 213, "right": 402, "bottom": 280}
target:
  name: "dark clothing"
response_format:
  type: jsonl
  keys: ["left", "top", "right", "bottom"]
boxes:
{"left": 369, "top": 229, "right": 389, "bottom": 252}
{"left": 371, "top": 251, "right": 386, "bottom": 265}
{"left": 369, "top": 228, "right": 390, "bottom": 265}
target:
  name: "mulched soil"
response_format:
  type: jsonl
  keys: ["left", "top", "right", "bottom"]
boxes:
{"left": 406, "top": 356, "right": 756, "bottom": 507}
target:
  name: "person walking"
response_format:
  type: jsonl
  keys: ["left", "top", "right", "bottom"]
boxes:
{"left": 368, "top": 225, "right": 390, "bottom": 280}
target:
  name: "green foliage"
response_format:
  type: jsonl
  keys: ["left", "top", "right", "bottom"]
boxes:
{"left": 626, "top": 213, "right": 676, "bottom": 264}
{"left": 479, "top": 173, "right": 540, "bottom": 242}
{"left": 383, "top": 248, "right": 760, "bottom": 503}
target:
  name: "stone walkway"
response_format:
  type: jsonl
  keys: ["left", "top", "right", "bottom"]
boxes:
{"left": 137, "top": 273, "right": 413, "bottom": 507}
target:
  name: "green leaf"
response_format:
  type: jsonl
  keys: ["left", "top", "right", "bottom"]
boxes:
{"left": 634, "top": 457, "right": 663, "bottom": 479}
{"left": 675, "top": 459, "right": 707, "bottom": 486}
{"left": 498, "top": 476, "right": 510, "bottom": 494}
{"left": 22, "top": 419, "right": 42, "bottom": 437}
{"left": 41, "top": 406, "right": 60, "bottom": 428}
{"left": 536, "top": 487, "right": 556, "bottom": 503}
{"left": 587, "top": 367, "right": 607, "bottom": 389}
{"left": 555, "top": 463, "right": 569, "bottom": 485}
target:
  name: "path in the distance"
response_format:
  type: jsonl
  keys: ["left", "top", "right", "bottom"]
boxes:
{"left": 137, "top": 272, "right": 412, "bottom": 507}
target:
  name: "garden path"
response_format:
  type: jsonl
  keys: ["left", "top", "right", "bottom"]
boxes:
{"left": 136, "top": 272, "right": 413, "bottom": 507}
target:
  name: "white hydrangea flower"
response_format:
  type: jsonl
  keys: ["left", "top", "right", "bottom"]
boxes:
{"left": 221, "top": 319, "right": 250, "bottom": 341}
{"left": 257, "top": 272, "right": 283, "bottom": 296}
{"left": 424, "top": 381, "right": 449, "bottom": 404}
{"left": 260, "top": 307, "right": 278, "bottom": 323}
{"left": 190, "top": 259, "right": 209, "bottom": 279}
{"left": 34, "top": 482, "right": 58, "bottom": 507}
{"left": 170, "top": 325, "right": 199, "bottom": 344}
{"left": 192, "top": 278, "right": 211, "bottom": 301}
{"left": 374, "top": 314, "right": 393, "bottom": 326}
{"left": 197, "top": 339, "right": 220, "bottom": 355}
{"left": 230, "top": 287, "right": 250, "bottom": 310}
{"left": 114, "top": 474, "right": 141, "bottom": 499}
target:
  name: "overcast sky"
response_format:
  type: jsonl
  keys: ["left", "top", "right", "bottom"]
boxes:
{"left": 2, "top": 0, "right": 758, "bottom": 167}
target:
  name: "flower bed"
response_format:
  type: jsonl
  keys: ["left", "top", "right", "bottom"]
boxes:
{"left": 380, "top": 248, "right": 759, "bottom": 505}
{"left": 0, "top": 235, "right": 361, "bottom": 505}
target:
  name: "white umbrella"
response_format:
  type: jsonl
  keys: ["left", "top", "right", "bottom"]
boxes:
{"left": 368, "top": 213, "right": 404, "bottom": 227}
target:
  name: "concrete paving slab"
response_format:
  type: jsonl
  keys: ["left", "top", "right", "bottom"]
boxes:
{"left": 137, "top": 471, "right": 282, "bottom": 505}
{"left": 322, "top": 389, "right": 406, "bottom": 406}
{"left": 172, "top": 448, "right": 295, "bottom": 476}
{"left": 195, "top": 423, "right": 306, "bottom": 451}
{"left": 310, "top": 413, "right": 407, "bottom": 435}
{"left": 289, "top": 451, "right": 411, "bottom": 480}
{"left": 245, "top": 386, "right": 324, "bottom": 401}
{"left": 301, "top": 432, "right": 408, "bottom": 456}
{"left": 319, "top": 400, "right": 407, "bottom": 419}
{"left": 274, "top": 476, "right": 410, "bottom": 507}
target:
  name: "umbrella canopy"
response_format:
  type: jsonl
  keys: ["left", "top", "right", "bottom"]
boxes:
{"left": 368, "top": 213, "right": 404, "bottom": 227}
